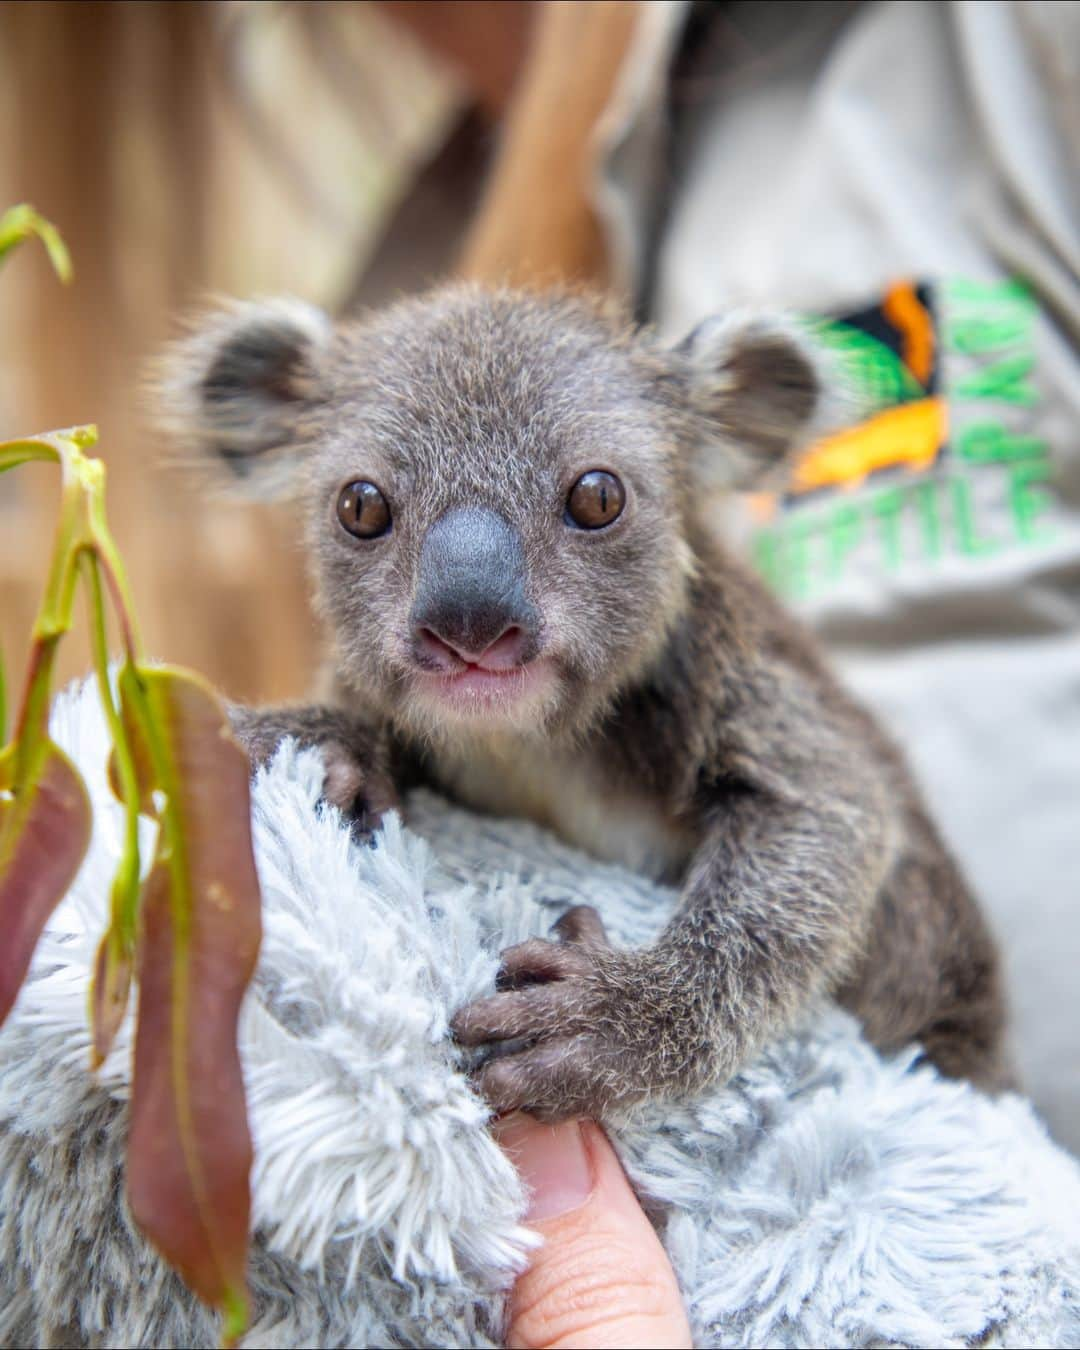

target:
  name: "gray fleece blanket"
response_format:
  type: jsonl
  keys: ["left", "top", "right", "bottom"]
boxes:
{"left": 2, "top": 679, "right": 1079, "bottom": 1349}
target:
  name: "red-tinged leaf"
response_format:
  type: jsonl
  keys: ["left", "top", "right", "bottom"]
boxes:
{"left": 90, "top": 926, "right": 133, "bottom": 1068}
{"left": 122, "top": 667, "right": 261, "bottom": 1343}
{"left": 0, "top": 738, "right": 91, "bottom": 1024}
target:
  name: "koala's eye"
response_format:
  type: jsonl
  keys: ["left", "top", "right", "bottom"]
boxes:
{"left": 336, "top": 480, "right": 391, "bottom": 539}
{"left": 566, "top": 471, "right": 625, "bottom": 530}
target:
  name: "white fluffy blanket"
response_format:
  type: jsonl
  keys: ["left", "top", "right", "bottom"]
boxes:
{"left": 2, "top": 679, "right": 1079, "bottom": 1349}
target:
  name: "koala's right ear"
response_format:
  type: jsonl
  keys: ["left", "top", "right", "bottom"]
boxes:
{"left": 153, "top": 298, "right": 333, "bottom": 497}
{"left": 671, "top": 311, "right": 837, "bottom": 493}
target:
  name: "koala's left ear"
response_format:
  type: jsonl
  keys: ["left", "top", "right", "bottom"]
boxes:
{"left": 150, "top": 297, "right": 334, "bottom": 498}
{"left": 672, "top": 312, "right": 832, "bottom": 491}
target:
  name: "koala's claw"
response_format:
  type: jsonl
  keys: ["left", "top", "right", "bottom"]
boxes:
{"left": 227, "top": 704, "right": 399, "bottom": 844}
{"left": 493, "top": 938, "right": 587, "bottom": 991}
{"left": 325, "top": 751, "right": 400, "bottom": 845}
{"left": 319, "top": 740, "right": 399, "bottom": 842}
{"left": 492, "top": 905, "right": 609, "bottom": 991}
{"left": 474, "top": 1037, "right": 609, "bottom": 1119}
{"left": 452, "top": 903, "right": 626, "bottom": 1119}
{"left": 321, "top": 745, "right": 368, "bottom": 814}
{"left": 550, "top": 903, "right": 610, "bottom": 946}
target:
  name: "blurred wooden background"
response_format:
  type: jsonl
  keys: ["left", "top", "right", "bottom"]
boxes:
{"left": 0, "top": 0, "right": 638, "bottom": 707}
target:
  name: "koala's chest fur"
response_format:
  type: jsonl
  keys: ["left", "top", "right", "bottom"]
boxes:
{"left": 430, "top": 739, "right": 698, "bottom": 883}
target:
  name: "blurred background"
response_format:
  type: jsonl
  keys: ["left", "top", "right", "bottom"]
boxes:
{"left": 0, "top": 0, "right": 609, "bottom": 702}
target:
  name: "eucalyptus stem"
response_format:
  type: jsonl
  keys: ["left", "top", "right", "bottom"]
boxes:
{"left": 82, "top": 552, "right": 141, "bottom": 949}
{"left": 83, "top": 451, "right": 142, "bottom": 661}
{"left": 9, "top": 436, "right": 92, "bottom": 783}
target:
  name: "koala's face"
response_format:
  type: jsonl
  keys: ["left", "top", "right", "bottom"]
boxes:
{"left": 305, "top": 295, "right": 701, "bottom": 738}
{"left": 160, "top": 288, "right": 822, "bottom": 740}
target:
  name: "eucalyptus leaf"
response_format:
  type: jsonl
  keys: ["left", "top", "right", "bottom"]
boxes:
{"left": 0, "top": 203, "right": 73, "bottom": 282}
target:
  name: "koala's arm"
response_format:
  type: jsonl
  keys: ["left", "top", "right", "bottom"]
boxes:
{"left": 452, "top": 662, "right": 895, "bottom": 1119}
{"left": 227, "top": 702, "right": 401, "bottom": 830}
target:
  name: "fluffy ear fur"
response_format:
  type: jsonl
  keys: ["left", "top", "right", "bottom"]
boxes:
{"left": 152, "top": 298, "right": 333, "bottom": 497}
{"left": 674, "top": 312, "right": 836, "bottom": 492}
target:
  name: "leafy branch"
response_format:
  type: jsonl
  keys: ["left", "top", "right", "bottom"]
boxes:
{"left": 0, "top": 213, "right": 261, "bottom": 1346}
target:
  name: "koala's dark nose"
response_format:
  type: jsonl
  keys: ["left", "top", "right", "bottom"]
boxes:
{"left": 415, "top": 623, "right": 531, "bottom": 672}
{"left": 411, "top": 506, "right": 540, "bottom": 669}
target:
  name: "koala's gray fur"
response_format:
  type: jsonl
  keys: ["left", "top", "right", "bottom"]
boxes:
{"left": 158, "top": 285, "right": 1009, "bottom": 1121}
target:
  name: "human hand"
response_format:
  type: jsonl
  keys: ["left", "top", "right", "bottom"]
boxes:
{"left": 496, "top": 1113, "right": 692, "bottom": 1349}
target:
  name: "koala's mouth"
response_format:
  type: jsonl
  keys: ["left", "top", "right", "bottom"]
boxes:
{"left": 406, "top": 617, "right": 556, "bottom": 719}
{"left": 412, "top": 657, "right": 556, "bottom": 717}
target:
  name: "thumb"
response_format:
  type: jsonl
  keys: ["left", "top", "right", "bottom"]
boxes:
{"left": 497, "top": 1114, "right": 692, "bottom": 1350}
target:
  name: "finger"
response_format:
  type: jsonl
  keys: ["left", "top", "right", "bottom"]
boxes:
{"left": 497, "top": 1114, "right": 692, "bottom": 1350}
{"left": 551, "top": 904, "right": 609, "bottom": 947}
{"left": 496, "top": 938, "right": 591, "bottom": 990}
{"left": 451, "top": 985, "right": 564, "bottom": 1046}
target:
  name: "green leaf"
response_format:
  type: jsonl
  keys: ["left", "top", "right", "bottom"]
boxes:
{"left": 0, "top": 440, "right": 61, "bottom": 475}
{"left": 0, "top": 204, "right": 73, "bottom": 283}
{"left": 121, "top": 665, "right": 261, "bottom": 1344}
{"left": 0, "top": 736, "right": 92, "bottom": 1023}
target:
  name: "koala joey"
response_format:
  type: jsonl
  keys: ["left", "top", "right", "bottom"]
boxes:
{"left": 158, "top": 286, "right": 1010, "bottom": 1121}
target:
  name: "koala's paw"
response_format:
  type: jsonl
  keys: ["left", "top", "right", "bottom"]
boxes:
{"left": 227, "top": 704, "right": 399, "bottom": 843}
{"left": 451, "top": 905, "right": 647, "bottom": 1121}
{"left": 318, "top": 739, "right": 399, "bottom": 842}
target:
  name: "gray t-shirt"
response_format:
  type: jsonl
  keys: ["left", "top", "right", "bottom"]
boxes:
{"left": 596, "top": 0, "right": 1080, "bottom": 1149}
